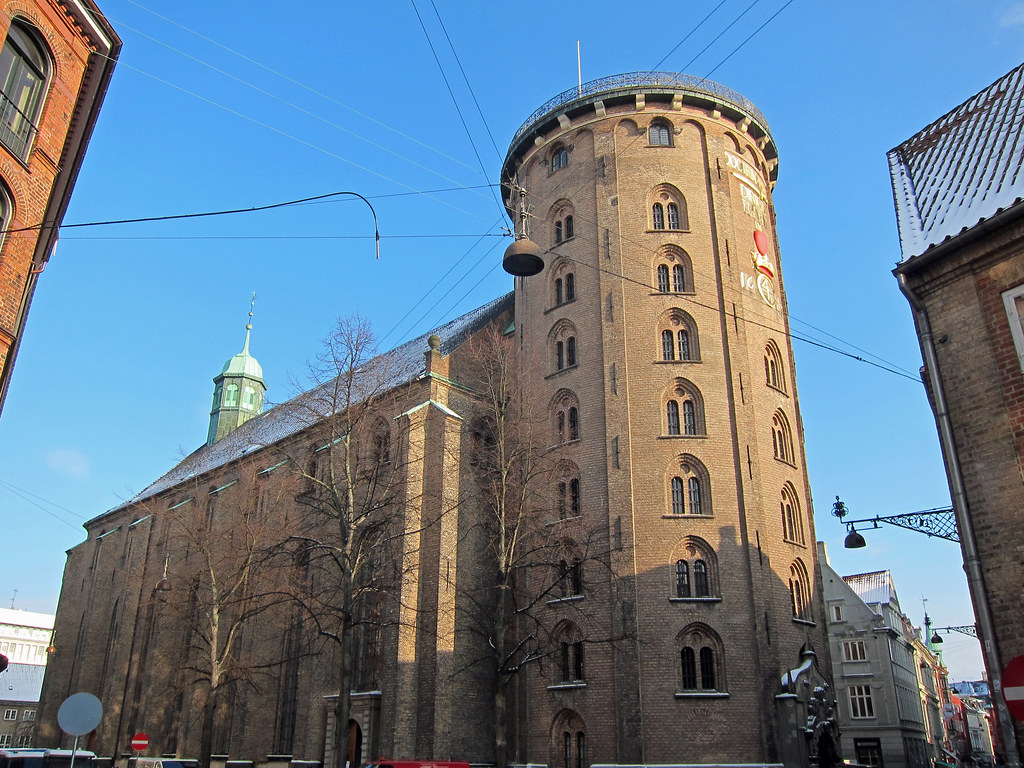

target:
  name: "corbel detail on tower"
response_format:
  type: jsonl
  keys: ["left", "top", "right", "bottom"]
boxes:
{"left": 635, "top": 94, "right": 646, "bottom": 111}
{"left": 558, "top": 113, "right": 572, "bottom": 130}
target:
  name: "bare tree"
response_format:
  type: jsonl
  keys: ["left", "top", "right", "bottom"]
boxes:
{"left": 157, "top": 464, "right": 297, "bottom": 768}
{"left": 283, "top": 314, "right": 412, "bottom": 768}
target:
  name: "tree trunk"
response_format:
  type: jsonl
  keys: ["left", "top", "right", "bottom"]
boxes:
{"left": 333, "top": 623, "right": 352, "bottom": 768}
{"left": 199, "top": 684, "right": 218, "bottom": 768}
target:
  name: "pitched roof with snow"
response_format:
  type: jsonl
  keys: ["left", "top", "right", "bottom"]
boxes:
{"left": 889, "top": 62, "right": 1024, "bottom": 261}
{"left": 0, "top": 664, "right": 45, "bottom": 703}
{"left": 103, "top": 292, "right": 513, "bottom": 518}
{"left": 843, "top": 570, "right": 901, "bottom": 608}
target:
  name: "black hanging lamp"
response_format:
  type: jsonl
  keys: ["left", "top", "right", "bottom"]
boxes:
{"left": 503, "top": 182, "right": 544, "bottom": 277}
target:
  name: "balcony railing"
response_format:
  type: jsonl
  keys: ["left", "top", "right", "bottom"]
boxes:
{"left": 510, "top": 71, "right": 769, "bottom": 147}
{"left": 0, "top": 90, "right": 38, "bottom": 159}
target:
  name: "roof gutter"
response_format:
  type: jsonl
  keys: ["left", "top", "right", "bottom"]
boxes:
{"left": 895, "top": 199, "right": 1024, "bottom": 276}
{"left": 896, "top": 273, "right": 1022, "bottom": 768}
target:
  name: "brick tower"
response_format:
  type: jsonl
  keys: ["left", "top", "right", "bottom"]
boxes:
{"left": 502, "top": 73, "right": 836, "bottom": 767}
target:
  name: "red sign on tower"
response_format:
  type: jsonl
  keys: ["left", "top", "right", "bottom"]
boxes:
{"left": 130, "top": 733, "right": 149, "bottom": 751}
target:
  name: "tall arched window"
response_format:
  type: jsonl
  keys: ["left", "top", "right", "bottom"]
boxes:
{"left": 677, "top": 624, "right": 724, "bottom": 693}
{"left": 652, "top": 203, "right": 665, "bottom": 230}
{"left": 667, "top": 203, "right": 680, "bottom": 230}
{"left": 662, "top": 330, "right": 675, "bottom": 361}
{"left": 675, "top": 559, "right": 689, "bottom": 597}
{"left": 551, "top": 146, "right": 568, "bottom": 172}
{"left": 666, "top": 400, "right": 680, "bottom": 435}
{"left": 678, "top": 330, "right": 691, "bottom": 360}
{"left": 682, "top": 401, "right": 697, "bottom": 435}
{"left": 765, "top": 340, "right": 786, "bottom": 392}
{"left": 224, "top": 384, "right": 239, "bottom": 406}
{"left": 566, "top": 337, "right": 577, "bottom": 367}
{"left": 673, "top": 264, "right": 686, "bottom": 293}
{"left": 790, "top": 560, "right": 811, "bottom": 620}
{"left": 667, "top": 456, "right": 711, "bottom": 517}
{"left": 671, "top": 477, "right": 684, "bottom": 515}
{"left": 781, "top": 484, "right": 804, "bottom": 545}
{"left": 565, "top": 273, "right": 575, "bottom": 300}
{"left": 693, "top": 560, "right": 708, "bottom": 597}
{"left": 0, "top": 20, "right": 50, "bottom": 158}
{"left": 772, "top": 411, "right": 794, "bottom": 463}
{"left": 568, "top": 407, "right": 579, "bottom": 440}
{"left": 657, "top": 264, "right": 670, "bottom": 293}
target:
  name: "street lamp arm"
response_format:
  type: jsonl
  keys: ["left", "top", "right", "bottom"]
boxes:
{"left": 838, "top": 507, "right": 959, "bottom": 543}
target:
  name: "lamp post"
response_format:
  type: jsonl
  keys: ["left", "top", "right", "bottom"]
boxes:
{"left": 830, "top": 496, "right": 958, "bottom": 546}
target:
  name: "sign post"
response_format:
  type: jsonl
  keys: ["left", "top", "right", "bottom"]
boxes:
{"left": 1003, "top": 655, "right": 1024, "bottom": 722}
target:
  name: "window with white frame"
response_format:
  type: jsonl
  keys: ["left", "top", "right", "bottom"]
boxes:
{"left": 22, "top": 709, "right": 34, "bottom": 721}
{"left": 849, "top": 685, "right": 875, "bottom": 718}
{"left": 1002, "top": 284, "right": 1024, "bottom": 373}
{"left": 0, "top": 735, "right": 11, "bottom": 748}
{"left": 831, "top": 604, "right": 843, "bottom": 622}
{"left": 842, "top": 640, "right": 867, "bottom": 662}
{"left": 3, "top": 708, "right": 16, "bottom": 720}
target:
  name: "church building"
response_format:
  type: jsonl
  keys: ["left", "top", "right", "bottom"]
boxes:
{"left": 37, "top": 73, "right": 836, "bottom": 768}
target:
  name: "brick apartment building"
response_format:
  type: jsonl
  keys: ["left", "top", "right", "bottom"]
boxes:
{"left": 39, "top": 74, "right": 836, "bottom": 768}
{"left": 890, "top": 61, "right": 1024, "bottom": 766}
{"left": 0, "top": 0, "right": 120, "bottom": 416}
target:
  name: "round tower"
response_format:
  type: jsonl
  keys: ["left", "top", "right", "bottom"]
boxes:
{"left": 503, "top": 73, "right": 833, "bottom": 765}
{"left": 207, "top": 298, "right": 266, "bottom": 445}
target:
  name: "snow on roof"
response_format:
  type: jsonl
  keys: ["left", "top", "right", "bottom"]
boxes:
{"left": 843, "top": 570, "right": 901, "bottom": 608}
{"left": 889, "top": 61, "right": 1024, "bottom": 261}
{"left": 0, "top": 664, "right": 45, "bottom": 703}
{"left": 0, "top": 609, "right": 54, "bottom": 630}
{"left": 105, "top": 292, "right": 513, "bottom": 516}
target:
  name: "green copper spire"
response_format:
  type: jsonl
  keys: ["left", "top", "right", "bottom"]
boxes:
{"left": 206, "top": 292, "right": 267, "bottom": 445}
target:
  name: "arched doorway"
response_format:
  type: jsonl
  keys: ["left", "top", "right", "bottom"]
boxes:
{"left": 347, "top": 719, "right": 362, "bottom": 768}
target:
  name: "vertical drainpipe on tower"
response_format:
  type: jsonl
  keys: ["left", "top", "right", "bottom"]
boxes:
{"left": 896, "top": 273, "right": 1022, "bottom": 768}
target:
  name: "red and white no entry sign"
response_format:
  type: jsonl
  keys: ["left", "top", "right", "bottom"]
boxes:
{"left": 130, "top": 733, "right": 149, "bottom": 751}
{"left": 1002, "top": 655, "right": 1024, "bottom": 722}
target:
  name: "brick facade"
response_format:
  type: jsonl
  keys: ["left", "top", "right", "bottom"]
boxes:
{"left": 0, "top": 0, "right": 119, "bottom": 415}
{"left": 38, "top": 76, "right": 838, "bottom": 768}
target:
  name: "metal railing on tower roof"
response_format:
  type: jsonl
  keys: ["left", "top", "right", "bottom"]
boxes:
{"left": 509, "top": 71, "right": 770, "bottom": 147}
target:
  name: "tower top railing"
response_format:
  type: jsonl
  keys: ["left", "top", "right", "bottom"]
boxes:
{"left": 509, "top": 72, "right": 769, "bottom": 147}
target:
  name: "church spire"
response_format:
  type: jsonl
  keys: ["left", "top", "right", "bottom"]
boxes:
{"left": 206, "top": 293, "right": 267, "bottom": 445}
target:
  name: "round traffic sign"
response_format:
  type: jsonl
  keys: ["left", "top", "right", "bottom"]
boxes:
{"left": 131, "top": 733, "right": 149, "bottom": 751}
{"left": 57, "top": 692, "right": 103, "bottom": 736}
{"left": 1003, "top": 654, "right": 1024, "bottom": 721}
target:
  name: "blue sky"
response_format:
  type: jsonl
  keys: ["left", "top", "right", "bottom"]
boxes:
{"left": 1, "top": 0, "right": 1020, "bottom": 682}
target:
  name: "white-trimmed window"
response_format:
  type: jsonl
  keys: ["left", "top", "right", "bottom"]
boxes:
{"left": 0, "top": 735, "right": 11, "bottom": 748}
{"left": 1002, "top": 284, "right": 1024, "bottom": 373}
{"left": 842, "top": 640, "right": 867, "bottom": 662}
{"left": 3, "top": 709, "right": 16, "bottom": 721}
{"left": 849, "top": 685, "right": 875, "bottom": 718}
{"left": 0, "top": 19, "right": 51, "bottom": 159}
{"left": 22, "top": 709, "right": 34, "bottom": 721}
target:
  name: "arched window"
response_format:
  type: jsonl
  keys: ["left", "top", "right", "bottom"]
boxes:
{"left": 558, "top": 557, "right": 583, "bottom": 597}
{"left": 0, "top": 20, "right": 51, "bottom": 158}
{"left": 649, "top": 184, "right": 688, "bottom": 231}
{"left": 764, "top": 340, "right": 786, "bottom": 392}
{"left": 654, "top": 246, "right": 694, "bottom": 294}
{"left": 657, "top": 264, "right": 670, "bottom": 293}
{"left": 551, "top": 146, "right": 568, "bottom": 172}
{"left": 568, "top": 407, "right": 579, "bottom": 440}
{"left": 242, "top": 386, "right": 257, "bottom": 410}
{"left": 649, "top": 121, "right": 672, "bottom": 146}
{"left": 687, "top": 477, "right": 702, "bottom": 515}
{"left": 671, "top": 477, "right": 684, "bottom": 515}
{"left": 552, "top": 390, "right": 581, "bottom": 444}
{"left": 662, "top": 330, "right": 675, "bottom": 361}
{"left": 693, "top": 560, "right": 708, "bottom": 597}
{"left": 682, "top": 401, "right": 697, "bottom": 435}
{"left": 667, "top": 203, "right": 680, "bottom": 230}
{"left": 666, "top": 400, "right": 680, "bottom": 435}
{"left": 555, "top": 221, "right": 563, "bottom": 244}
{"left": 224, "top": 384, "right": 239, "bottom": 407}
{"left": 673, "top": 264, "right": 686, "bottom": 293}
{"left": 565, "top": 215, "right": 574, "bottom": 239}
{"left": 781, "top": 485, "right": 804, "bottom": 545}
{"left": 677, "top": 623, "right": 724, "bottom": 692}
{"left": 790, "top": 560, "right": 811, "bottom": 621}
{"left": 678, "top": 330, "right": 691, "bottom": 360}
{"left": 551, "top": 259, "right": 577, "bottom": 307}
{"left": 570, "top": 477, "right": 580, "bottom": 516}
{"left": 555, "top": 623, "right": 585, "bottom": 683}
{"left": 652, "top": 203, "right": 665, "bottom": 230}
{"left": 675, "top": 559, "right": 689, "bottom": 597}
{"left": 772, "top": 411, "right": 794, "bottom": 463}
{"left": 666, "top": 455, "right": 711, "bottom": 517}
{"left": 555, "top": 462, "right": 581, "bottom": 520}
{"left": 551, "top": 202, "right": 575, "bottom": 247}
{"left": 550, "top": 320, "right": 579, "bottom": 373}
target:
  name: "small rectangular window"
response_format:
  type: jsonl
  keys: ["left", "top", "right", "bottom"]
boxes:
{"left": 4, "top": 709, "right": 17, "bottom": 721}
{"left": 832, "top": 604, "right": 843, "bottom": 622}
{"left": 0, "top": 734, "right": 11, "bottom": 747}
{"left": 22, "top": 709, "right": 34, "bottom": 721}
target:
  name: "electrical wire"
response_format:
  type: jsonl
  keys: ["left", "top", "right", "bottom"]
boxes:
{"left": 704, "top": 0, "right": 797, "bottom": 78}
{"left": 408, "top": 0, "right": 507, "bottom": 220}
{"left": 0, "top": 478, "right": 87, "bottom": 531}
{"left": 650, "top": 0, "right": 730, "bottom": 71}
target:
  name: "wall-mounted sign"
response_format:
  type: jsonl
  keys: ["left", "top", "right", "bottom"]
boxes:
{"left": 739, "top": 230, "right": 781, "bottom": 311}
{"left": 726, "top": 151, "right": 769, "bottom": 230}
